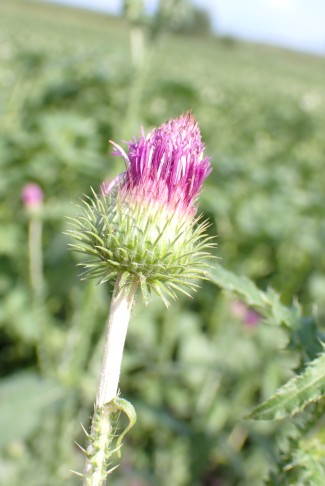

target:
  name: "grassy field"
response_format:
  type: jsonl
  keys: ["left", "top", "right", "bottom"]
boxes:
{"left": 1, "top": 1, "right": 325, "bottom": 485}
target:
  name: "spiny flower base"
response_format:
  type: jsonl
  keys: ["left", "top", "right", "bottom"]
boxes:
{"left": 69, "top": 190, "right": 213, "bottom": 306}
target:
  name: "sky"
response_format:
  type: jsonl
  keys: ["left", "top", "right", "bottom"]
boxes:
{"left": 43, "top": 0, "right": 325, "bottom": 55}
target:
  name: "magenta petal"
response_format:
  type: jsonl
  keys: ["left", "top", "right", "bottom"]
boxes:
{"left": 111, "top": 113, "right": 212, "bottom": 214}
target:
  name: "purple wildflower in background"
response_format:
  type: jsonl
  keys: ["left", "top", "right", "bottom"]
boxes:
{"left": 111, "top": 112, "right": 212, "bottom": 215}
{"left": 21, "top": 183, "right": 43, "bottom": 210}
{"left": 244, "top": 309, "right": 261, "bottom": 327}
{"left": 231, "top": 300, "right": 261, "bottom": 328}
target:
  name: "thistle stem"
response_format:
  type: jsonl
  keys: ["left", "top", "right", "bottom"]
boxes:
{"left": 130, "top": 26, "right": 145, "bottom": 68}
{"left": 28, "top": 217, "right": 44, "bottom": 301}
{"left": 96, "top": 279, "right": 138, "bottom": 407}
{"left": 83, "top": 278, "right": 138, "bottom": 485}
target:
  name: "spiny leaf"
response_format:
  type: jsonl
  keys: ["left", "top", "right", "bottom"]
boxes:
{"left": 209, "top": 263, "right": 265, "bottom": 307}
{"left": 209, "top": 263, "right": 301, "bottom": 328}
{"left": 247, "top": 349, "right": 325, "bottom": 420}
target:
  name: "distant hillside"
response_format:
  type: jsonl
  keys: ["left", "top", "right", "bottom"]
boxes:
{"left": 2, "top": 0, "right": 324, "bottom": 81}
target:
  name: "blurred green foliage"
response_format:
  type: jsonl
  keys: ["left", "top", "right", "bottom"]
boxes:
{"left": 0, "top": 1, "right": 325, "bottom": 485}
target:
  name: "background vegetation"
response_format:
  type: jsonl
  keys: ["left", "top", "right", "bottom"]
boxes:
{"left": 1, "top": 1, "right": 325, "bottom": 484}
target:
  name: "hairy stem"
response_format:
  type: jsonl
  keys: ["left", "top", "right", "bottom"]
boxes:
{"left": 83, "top": 278, "right": 138, "bottom": 485}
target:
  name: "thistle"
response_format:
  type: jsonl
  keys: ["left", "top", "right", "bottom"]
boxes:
{"left": 69, "top": 113, "right": 214, "bottom": 484}
{"left": 22, "top": 183, "right": 44, "bottom": 300}
{"left": 72, "top": 112, "right": 213, "bottom": 306}
{"left": 22, "top": 182, "right": 44, "bottom": 211}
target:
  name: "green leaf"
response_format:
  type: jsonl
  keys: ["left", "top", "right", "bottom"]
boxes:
{"left": 0, "top": 372, "right": 64, "bottom": 448}
{"left": 247, "top": 349, "right": 325, "bottom": 420}
{"left": 209, "top": 263, "right": 301, "bottom": 328}
{"left": 209, "top": 263, "right": 265, "bottom": 307}
{"left": 112, "top": 397, "right": 137, "bottom": 458}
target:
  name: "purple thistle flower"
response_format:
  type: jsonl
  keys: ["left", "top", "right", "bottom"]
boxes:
{"left": 21, "top": 183, "right": 43, "bottom": 209}
{"left": 244, "top": 309, "right": 261, "bottom": 328}
{"left": 71, "top": 113, "right": 214, "bottom": 305}
{"left": 231, "top": 300, "right": 261, "bottom": 328}
{"left": 111, "top": 113, "right": 212, "bottom": 215}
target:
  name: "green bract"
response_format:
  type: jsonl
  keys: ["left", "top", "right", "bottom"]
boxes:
{"left": 69, "top": 190, "right": 214, "bottom": 306}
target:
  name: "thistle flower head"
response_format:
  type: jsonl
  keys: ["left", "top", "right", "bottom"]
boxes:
{"left": 70, "top": 114, "right": 214, "bottom": 306}
{"left": 21, "top": 183, "right": 43, "bottom": 211}
{"left": 112, "top": 112, "right": 211, "bottom": 215}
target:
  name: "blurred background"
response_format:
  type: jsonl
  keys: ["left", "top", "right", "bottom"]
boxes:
{"left": 0, "top": 0, "right": 325, "bottom": 484}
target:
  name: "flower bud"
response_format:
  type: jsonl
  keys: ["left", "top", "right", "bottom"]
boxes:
{"left": 70, "top": 114, "right": 214, "bottom": 305}
{"left": 21, "top": 183, "right": 43, "bottom": 212}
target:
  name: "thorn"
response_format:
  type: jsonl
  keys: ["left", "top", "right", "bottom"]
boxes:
{"left": 74, "top": 441, "right": 88, "bottom": 455}
{"left": 81, "top": 422, "right": 90, "bottom": 438}
{"left": 109, "top": 444, "right": 122, "bottom": 456}
{"left": 69, "top": 469, "right": 85, "bottom": 478}
{"left": 107, "top": 464, "right": 119, "bottom": 475}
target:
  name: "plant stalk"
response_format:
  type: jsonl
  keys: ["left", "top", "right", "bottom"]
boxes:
{"left": 28, "top": 217, "right": 44, "bottom": 301}
{"left": 83, "top": 278, "right": 138, "bottom": 485}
